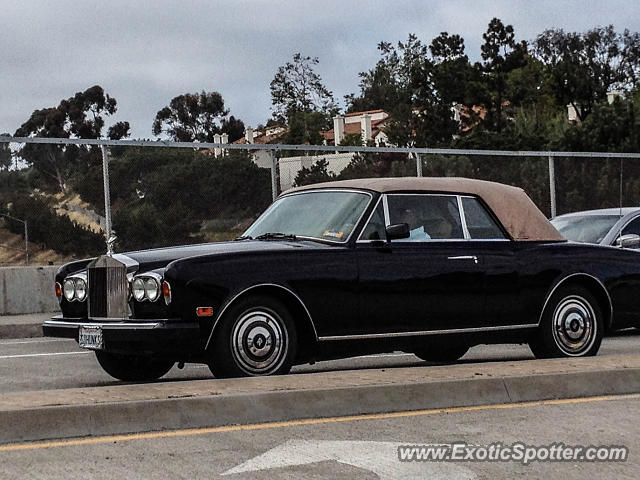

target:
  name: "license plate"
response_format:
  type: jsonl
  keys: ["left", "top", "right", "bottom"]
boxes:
{"left": 79, "top": 326, "right": 103, "bottom": 350}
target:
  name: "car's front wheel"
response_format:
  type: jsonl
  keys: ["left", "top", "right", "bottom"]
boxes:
{"left": 529, "top": 285, "right": 603, "bottom": 358}
{"left": 208, "top": 295, "right": 297, "bottom": 378}
{"left": 94, "top": 351, "right": 175, "bottom": 381}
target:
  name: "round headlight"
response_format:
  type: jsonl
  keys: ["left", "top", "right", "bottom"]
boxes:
{"left": 145, "top": 277, "right": 160, "bottom": 302}
{"left": 132, "top": 277, "right": 146, "bottom": 301}
{"left": 75, "top": 278, "right": 87, "bottom": 302}
{"left": 63, "top": 278, "right": 76, "bottom": 301}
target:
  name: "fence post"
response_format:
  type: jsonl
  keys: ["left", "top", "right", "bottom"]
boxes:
{"left": 23, "top": 220, "right": 28, "bottom": 266}
{"left": 270, "top": 150, "right": 280, "bottom": 202}
{"left": 548, "top": 155, "right": 557, "bottom": 218}
{"left": 415, "top": 153, "right": 423, "bottom": 177}
{"left": 100, "top": 145, "right": 113, "bottom": 254}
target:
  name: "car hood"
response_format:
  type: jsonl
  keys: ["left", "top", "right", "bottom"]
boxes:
{"left": 120, "top": 239, "right": 332, "bottom": 273}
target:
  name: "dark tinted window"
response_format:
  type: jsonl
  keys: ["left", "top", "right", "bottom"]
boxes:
{"left": 462, "top": 197, "right": 506, "bottom": 239}
{"left": 622, "top": 217, "right": 640, "bottom": 236}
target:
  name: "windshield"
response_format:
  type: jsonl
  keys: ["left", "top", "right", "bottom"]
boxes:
{"left": 244, "top": 191, "right": 371, "bottom": 243}
{"left": 550, "top": 214, "right": 620, "bottom": 244}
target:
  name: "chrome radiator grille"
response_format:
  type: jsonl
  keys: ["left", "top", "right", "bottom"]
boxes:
{"left": 87, "top": 255, "right": 129, "bottom": 319}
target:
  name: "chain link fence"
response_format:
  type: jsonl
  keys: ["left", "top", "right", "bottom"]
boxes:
{"left": 1, "top": 135, "right": 640, "bottom": 265}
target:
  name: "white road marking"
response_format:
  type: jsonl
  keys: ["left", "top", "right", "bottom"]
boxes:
{"left": 0, "top": 351, "right": 90, "bottom": 360}
{"left": 222, "top": 440, "right": 476, "bottom": 479}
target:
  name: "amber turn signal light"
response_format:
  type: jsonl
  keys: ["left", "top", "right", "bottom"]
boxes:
{"left": 196, "top": 306, "right": 214, "bottom": 317}
{"left": 55, "top": 282, "right": 62, "bottom": 298}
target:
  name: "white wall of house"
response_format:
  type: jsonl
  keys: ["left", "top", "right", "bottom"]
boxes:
{"left": 344, "top": 110, "right": 387, "bottom": 124}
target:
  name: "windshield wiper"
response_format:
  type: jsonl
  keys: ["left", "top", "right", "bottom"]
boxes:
{"left": 234, "top": 235, "right": 253, "bottom": 241}
{"left": 254, "top": 232, "right": 298, "bottom": 241}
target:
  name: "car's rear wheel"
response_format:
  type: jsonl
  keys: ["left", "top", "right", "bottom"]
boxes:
{"left": 529, "top": 285, "right": 603, "bottom": 358}
{"left": 208, "top": 295, "right": 297, "bottom": 378}
{"left": 414, "top": 344, "right": 469, "bottom": 362}
{"left": 95, "top": 351, "right": 174, "bottom": 381}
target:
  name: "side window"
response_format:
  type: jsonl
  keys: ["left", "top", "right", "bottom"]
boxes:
{"left": 387, "top": 194, "right": 464, "bottom": 242}
{"left": 360, "top": 200, "right": 386, "bottom": 241}
{"left": 622, "top": 217, "right": 640, "bottom": 236}
{"left": 462, "top": 197, "right": 506, "bottom": 239}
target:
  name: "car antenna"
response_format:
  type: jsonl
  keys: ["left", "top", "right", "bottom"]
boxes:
{"left": 619, "top": 157, "right": 624, "bottom": 219}
{"left": 617, "top": 157, "right": 624, "bottom": 245}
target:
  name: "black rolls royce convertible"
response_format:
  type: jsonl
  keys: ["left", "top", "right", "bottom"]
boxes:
{"left": 44, "top": 177, "right": 640, "bottom": 381}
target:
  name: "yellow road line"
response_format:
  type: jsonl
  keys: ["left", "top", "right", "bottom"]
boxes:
{"left": 1, "top": 393, "right": 638, "bottom": 452}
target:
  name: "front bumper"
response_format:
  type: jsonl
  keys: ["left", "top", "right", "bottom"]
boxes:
{"left": 43, "top": 315, "right": 204, "bottom": 356}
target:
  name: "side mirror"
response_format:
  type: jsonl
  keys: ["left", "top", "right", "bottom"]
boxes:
{"left": 386, "top": 223, "right": 410, "bottom": 240}
{"left": 615, "top": 234, "right": 640, "bottom": 249}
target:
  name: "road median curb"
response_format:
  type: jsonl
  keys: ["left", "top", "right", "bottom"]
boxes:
{"left": 1, "top": 354, "right": 640, "bottom": 445}
{"left": 0, "top": 313, "right": 51, "bottom": 339}
{"left": 0, "top": 323, "right": 43, "bottom": 339}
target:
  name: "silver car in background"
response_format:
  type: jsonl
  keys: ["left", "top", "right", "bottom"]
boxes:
{"left": 550, "top": 207, "right": 640, "bottom": 247}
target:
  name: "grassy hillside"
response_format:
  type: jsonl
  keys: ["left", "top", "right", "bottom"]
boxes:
{"left": 0, "top": 227, "right": 76, "bottom": 266}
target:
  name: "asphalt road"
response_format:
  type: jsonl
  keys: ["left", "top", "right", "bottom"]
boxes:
{"left": 2, "top": 393, "right": 638, "bottom": 479}
{"left": 1, "top": 332, "right": 638, "bottom": 394}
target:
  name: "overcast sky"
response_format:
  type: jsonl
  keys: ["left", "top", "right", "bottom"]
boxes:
{"left": 2, "top": 0, "right": 639, "bottom": 139}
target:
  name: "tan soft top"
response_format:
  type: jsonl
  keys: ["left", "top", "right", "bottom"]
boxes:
{"left": 284, "top": 177, "right": 565, "bottom": 242}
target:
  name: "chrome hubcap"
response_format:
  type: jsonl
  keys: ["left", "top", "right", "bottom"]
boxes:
{"left": 552, "top": 295, "right": 596, "bottom": 355}
{"left": 231, "top": 309, "right": 287, "bottom": 374}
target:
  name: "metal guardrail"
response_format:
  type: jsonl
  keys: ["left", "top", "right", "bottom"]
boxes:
{"left": 3, "top": 135, "right": 640, "bottom": 158}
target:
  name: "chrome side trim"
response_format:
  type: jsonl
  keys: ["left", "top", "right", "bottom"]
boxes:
{"left": 318, "top": 323, "right": 538, "bottom": 341}
{"left": 457, "top": 195, "right": 471, "bottom": 239}
{"left": 382, "top": 193, "right": 390, "bottom": 225}
{"left": 537, "top": 273, "right": 613, "bottom": 327}
{"left": 204, "top": 283, "right": 318, "bottom": 350}
{"left": 448, "top": 255, "right": 478, "bottom": 263}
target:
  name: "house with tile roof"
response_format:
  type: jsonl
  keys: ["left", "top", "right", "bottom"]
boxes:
{"left": 323, "top": 109, "right": 391, "bottom": 147}
{"left": 230, "top": 110, "right": 394, "bottom": 190}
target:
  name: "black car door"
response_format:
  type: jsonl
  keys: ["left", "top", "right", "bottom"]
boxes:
{"left": 353, "top": 193, "right": 488, "bottom": 336}
{"left": 459, "top": 196, "right": 520, "bottom": 326}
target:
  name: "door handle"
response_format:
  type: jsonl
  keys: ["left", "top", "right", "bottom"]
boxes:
{"left": 447, "top": 255, "right": 478, "bottom": 264}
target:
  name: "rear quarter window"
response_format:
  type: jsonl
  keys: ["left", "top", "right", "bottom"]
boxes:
{"left": 462, "top": 197, "right": 506, "bottom": 240}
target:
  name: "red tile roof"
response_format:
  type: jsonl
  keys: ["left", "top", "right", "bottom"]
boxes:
{"left": 233, "top": 127, "right": 288, "bottom": 145}
{"left": 344, "top": 109, "right": 385, "bottom": 117}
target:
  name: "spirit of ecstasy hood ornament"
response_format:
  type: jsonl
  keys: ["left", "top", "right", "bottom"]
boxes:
{"left": 106, "top": 234, "right": 117, "bottom": 256}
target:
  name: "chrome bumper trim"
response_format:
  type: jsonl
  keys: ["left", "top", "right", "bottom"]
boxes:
{"left": 317, "top": 323, "right": 538, "bottom": 341}
{"left": 45, "top": 319, "right": 162, "bottom": 330}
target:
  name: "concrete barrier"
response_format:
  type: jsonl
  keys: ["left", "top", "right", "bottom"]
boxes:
{"left": 0, "top": 266, "right": 59, "bottom": 315}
